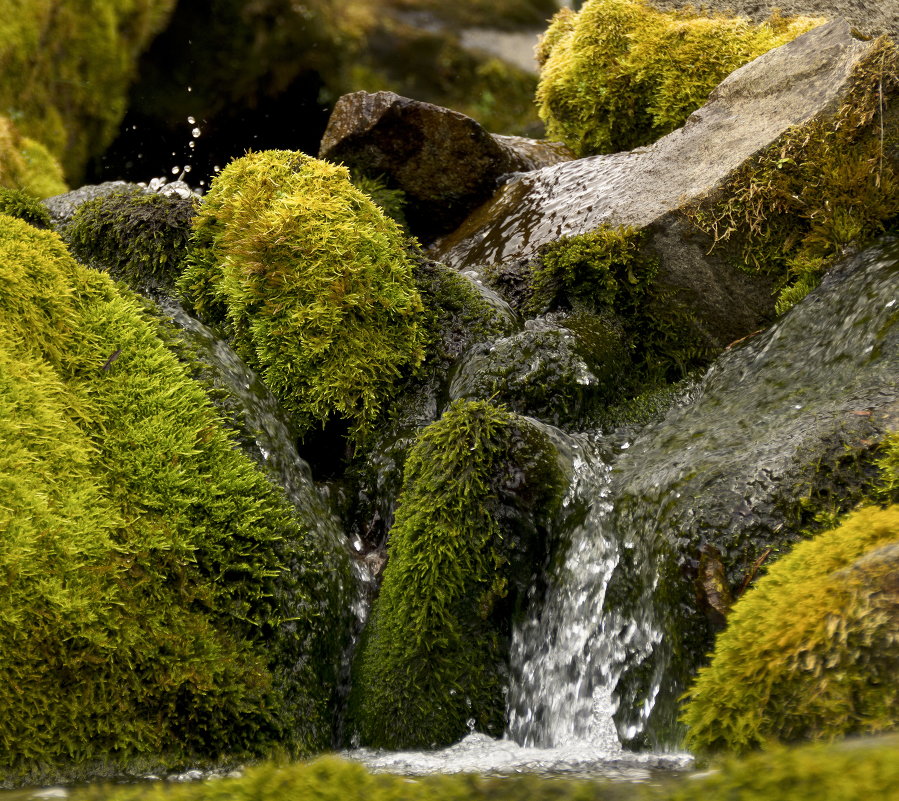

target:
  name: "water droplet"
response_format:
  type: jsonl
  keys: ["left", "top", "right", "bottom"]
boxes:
{"left": 184, "top": 165, "right": 192, "bottom": 173}
{"left": 171, "top": 166, "right": 180, "bottom": 175}
{"left": 188, "top": 141, "right": 196, "bottom": 149}
{"left": 191, "top": 127, "right": 201, "bottom": 138}
{"left": 187, "top": 116, "right": 196, "bottom": 124}
{"left": 187, "top": 86, "right": 192, "bottom": 92}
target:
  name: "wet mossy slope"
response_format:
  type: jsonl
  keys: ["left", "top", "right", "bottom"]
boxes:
{"left": 0, "top": 214, "right": 351, "bottom": 784}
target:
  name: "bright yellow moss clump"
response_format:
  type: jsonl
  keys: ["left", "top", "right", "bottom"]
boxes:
{"left": 681, "top": 504, "right": 899, "bottom": 754}
{"left": 536, "top": 0, "right": 824, "bottom": 157}
{"left": 0, "top": 115, "right": 66, "bottom": 198}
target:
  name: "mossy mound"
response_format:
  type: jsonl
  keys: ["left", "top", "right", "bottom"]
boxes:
{"left": 177, "top": 149, "right": 424, "bottom": 440}
{"left": 0, "top": 214, "right": 351, "bottom": 784}
{"left": 536, "top": 0, "right": 823, "bottom": 157}
{"left": 0, "top": 115, "right": 67, "bottom": 199}
{"left": 0, "top": 0, "right": 177, "bottom": 182}
{"left": 63, "top": 187, "right": 198, "bottom": 295}
{"left": 349, "top": 399, "right": 564, "bottom": 749}
{"left": 70, "top": 736, "right": 899, "bottom": 801}
{"left": 681, "top": 504, "right": 899, "bottom": 754}
{"left": 690, "top": 38, "right": 899, "bottom": 311}
{"left": 0, "top": 187, "right": 51, "bottom": 228}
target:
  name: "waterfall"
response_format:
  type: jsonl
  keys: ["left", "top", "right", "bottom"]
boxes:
{"left": 507, "top": 431, "right": 664, "bottom": 750}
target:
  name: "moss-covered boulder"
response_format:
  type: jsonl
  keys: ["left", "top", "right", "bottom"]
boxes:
{"left": 0, "top": 187, "right": 51, "bottom": 228}
{"left": 177, "top": 149, "right": 424, "bottom": 440}
{"left": 0, "top": 0, "right": 177, "bottom": 182}
{"left": 0, "top": 115, "right": 67, "bottom": 199}
{"left": 349, "top": 399, "right": 564, "bottom": 749}
{"left": 681, "top": 505, "right": 899, "bottom": 753}
{"left": 535, "top": 0, "right": 822, "bottom": 157}
{"left": 0, "top": 214, "right": 351, "bottom": 785}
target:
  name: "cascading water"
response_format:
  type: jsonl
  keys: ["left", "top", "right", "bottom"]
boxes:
{"left": 507, "top": 431, "right": 663, "bottom": 751}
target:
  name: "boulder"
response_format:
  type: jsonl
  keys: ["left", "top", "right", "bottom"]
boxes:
{"left": 647, "top": 0, "right": 899, "bottom": 41}
{"left": 431, "top": 21, "right": 877, "bottom": 349}
{"left": 319, "top": 90, "right": 572, "bottom": 242}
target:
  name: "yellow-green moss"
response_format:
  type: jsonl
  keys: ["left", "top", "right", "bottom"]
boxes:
{"left": 681, "top": 504, "right": 899, "bottom": 754}
{"left": 0, "top": 0, "right": 177, "bottom": 182}
{"left": 535, "top": 0, "right": 823, "bottom": 157}
{"left": 690, "top": 38, "right": 899, "bottom": 312}
{"left": 0, "top": 115, "right": 66, "bottom": 198}
{"left": 349, "top": 399, "right": 564, "bottom": 749}
{"left": 177, "top": 150, "right": 424, "bottom": 440}
{"left": 0, "top": 187, "right": 51, "bottom": 227}
{"left": 0, "top": 214, "right": 350, "bottom": 783}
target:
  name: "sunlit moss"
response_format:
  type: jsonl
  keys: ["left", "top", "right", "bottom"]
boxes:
{"left": 0, "top": 115, "right": 67, "bottom": 198}
{"left": 535, "top": 0, "right": 823, "bottom": 157}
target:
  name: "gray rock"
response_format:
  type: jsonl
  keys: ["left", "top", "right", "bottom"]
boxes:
{"left": 319, "top": 91, "right": 572, "bottom": 242}
{"left": 431, "top": 21, "right": 876, "bottom": 349}
{"left": 604, "top": 237, "right": 899, "bottom": 745}
{"left": 647, "top": 0, "right": 899, "bottom": 41}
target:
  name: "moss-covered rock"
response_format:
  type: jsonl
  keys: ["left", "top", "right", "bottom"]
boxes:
{"left": 0, "top": 214, "right": 351, "bottom": 785}
{"left": 0, "top": 0, "right": 177, "bottom": 182}
{"left": 63, "top": 186, "right": 198, "bottom": 296}
{"left": 681, "top": 505, "right": 899, "bottom": 753}
{"left": 349, "top": 399, "right": 564, "bottom": 749}
{"left": 0, "top": 187, "right": 51, "bottom": 227}
{"left": 0, "top": 115, "right": 67, "bottom": 198}
{"left": 535, "top": 0, "right": 823, "bottom": 157}
{"left": 177, "top": 149, "right": 424, "bottom": 440}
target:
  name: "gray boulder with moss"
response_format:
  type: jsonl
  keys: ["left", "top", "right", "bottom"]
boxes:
{"left": 319, "top": 91, "right": 572, "bottom": 242}
{"left": 432, "top": 20, "right": 885, "bottom": 350}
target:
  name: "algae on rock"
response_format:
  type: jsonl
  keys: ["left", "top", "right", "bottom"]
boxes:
{"left": 349, "top": 399, "right": 564, "bottom": 749}
{"left": 0, "top": 214, "right": 351, "bottom": 784}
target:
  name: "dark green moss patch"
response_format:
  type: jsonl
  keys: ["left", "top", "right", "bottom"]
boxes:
{"left": 0, "top": 187, "right": 51, "bottom": 228}
{"left": 349, "top": 399, "right": 564, "bottom": 749}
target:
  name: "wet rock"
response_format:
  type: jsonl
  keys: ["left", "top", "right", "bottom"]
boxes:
{"left": 43, "top": 181, "right": 135, "bottom": 228}
{"left": 319, "top": 91, "right": 572, "bottom": 242}
{"left": 432, "top": 21, "right": 876, "bottom": 349}
{"left": 647, "top": 0, "right": 899, "bottom": 41}
{"left": 603, "top": 237, "right": 899, "bottom": 745}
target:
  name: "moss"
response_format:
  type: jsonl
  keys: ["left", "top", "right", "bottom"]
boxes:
{"left": 0, "top": 186, "right": 50, "bottom": 227}
{"left": 524, "top": 225, "right": 710, "bottom": 384}
{"left": 0, "top": 115, "right": 67, "bottom": 198}
{"left": 177, "top": 149, "right": 424, "bottom": 440}
{"left": 69, "top": 736, "right": 899, "bottom": 801}
{"left": 0, "top": 214, "right": 351, "bottom": 784}
{"left": 535, "top": 0, "right": 823, "bottom": 157}
{"left": 349, "top": 399, "right": 564, "bottom": 749}
{"left": 689, "top": 38, "right": 899, "bottom": 311}
{"left": 0, "top": 0, "right": 177, "bottom": 182}
{"left": 63, "top": 187, "right": 198, "bottom": 295}
{"left": 681, "top": 504, "right": 899, "bottom": 754}
{"left": 349, "top": 171, "right": 409, "bottom": 231}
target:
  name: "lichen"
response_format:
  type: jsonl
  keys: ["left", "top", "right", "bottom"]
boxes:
{"left": 0, "top": 0, "right": 178, "bottom": 182}
{"left": 535, "top": 0, "right": 823, "bottom": 157}
{"left": 177, "top": 149, "right": 424, "bottom": 440}
{"left": 348, "top": 399, "right": 564, "bottom": 749}
{"left": 680, "top": 504, "right": 899, "bottom": 754}
{"left": 688, "top": 38, "right": 899, "bottom": 311}
{"left": 0, "top": 214, "right": 351, "bottom": 784}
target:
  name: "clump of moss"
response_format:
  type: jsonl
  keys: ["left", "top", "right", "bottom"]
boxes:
{"left": 349, "top": 171, "right": 408, "bottom": 231}
{"left": 349, "top": 399, "right": 564, "bottom": 749}
{"left": 0, "top": 1, "right": 177, "bottom": 182}
{"left": 177, "top": 149, "right": 424, "bottom": 440}
{"left": 0, "top": 214, "right": 350, "bottom": 784}
{"left": 536, "top": 0, "right": 823, "bottom": 157}
{"left": 0, "top": 187, "right": 51, "bottom": 227}
{"left": 0, "top": 115, "right": 67, "bottom": 198}
{"left": 64, "top": 187, "right": 198, "bottom": 295}
{"left": 681, "top": 504, "right": 899, "bottom": 754}
{"left": 690, "top": 38, "right": 899, "bottom": 312}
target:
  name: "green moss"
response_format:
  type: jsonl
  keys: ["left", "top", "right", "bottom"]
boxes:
{"left": 69, "top": 736, "right": 899, "bottom": 801}
{"left": 0, "top": 186, "right": 50, "bottom": 227}
{"left": 349, "top": 171, "right": 409, "bottom": 231}
{"left": 63, "top": 187, "right": 198, "bottom": 295}
{"left": 536, "top": 0, "right": 822, "bottom": 157}
{"left": 690, "top": 38, "right": 899, "bottom": 312}
{"left": 0, "top": 115, "right": 67, "bottom": 198}
{"left": 349, "top": 399, "right": 564, "bottom": 749}
{"left": 0, "top": 214, "right": 351, "bottom": 784}
{"left": 0, "top": 0, "right": 177, "bottom": 182}
{"left": 177, "top": 150, "right": 424, "bottom": 440}
{"left": 681, "top": 504, "right": 899, "bottom": 754}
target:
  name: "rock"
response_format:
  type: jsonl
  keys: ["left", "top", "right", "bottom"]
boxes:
{"left": 647, "top": 0, "right": 899, "bottom": 41}
{"left": 431, "top": 21, "right": 876, "bottom": 349}
{"left": 42, "top": 181, "right": 135, "bottom": 228}
{"left": 319, "top": 91, "right": 572, "bottom": 242}
{"left": 603, "top": 237, "right": 899, "bottom": 745}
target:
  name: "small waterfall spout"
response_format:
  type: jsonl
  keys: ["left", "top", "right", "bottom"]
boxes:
{"left": 507, "top": 432, "right": 662, "bottom": 750}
